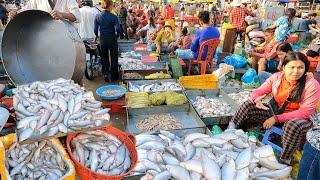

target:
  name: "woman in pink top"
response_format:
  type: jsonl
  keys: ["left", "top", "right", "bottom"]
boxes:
{"left": 228, "top": 52, "right": 320, "bottom": 164}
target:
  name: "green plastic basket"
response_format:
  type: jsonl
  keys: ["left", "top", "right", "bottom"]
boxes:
{"left": 169, "top": 58, "right": 183, "bottom": 78}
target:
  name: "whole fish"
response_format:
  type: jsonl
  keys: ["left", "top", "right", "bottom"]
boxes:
{"left": 14, "top": 78, "right": 111, "bottom": 142}
{"left": 6, "top": 140, "right": 68, "bottom": 179}
{"left": 166, "top": 165, "right": 192, "bottom": 180}
{"left": 71, "top": 131, "right": 131, "bottom": 176}
{"left": 251, "top": 166, "right": 292, "bottom": 179}
{"left": 200, "top": 151, "right": 221, "bottom": 180}
{"left": 235, "top": 147, "right": 252, "bottom": 170}
{"left": 221, "top": 158, "right": 236, "bottom": 180}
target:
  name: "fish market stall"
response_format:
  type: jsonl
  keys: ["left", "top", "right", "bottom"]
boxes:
{"left": 185, "top": 89, "right": 238, "bottom": 125}
{"left": 1, "top": 134, "right": 76, "bottom": 180}
{"left": 66, "top": 126, "right": 137, "bottom": 179}
{"left": 126, "top": 103, "right": 206, "bottom": 135}
{"left": 126, "top": 91, "right": 188, "bottom": 109}
{"left": 122, "top": 70, "right": 171, "bottom": 81}
{"left": 127, "top": 129, "right": 292, "bottom": 180}
{"left": 13, "top": 78, "right": 111, "bottom": 143}
{"left": 127, "top": 79, "right": 183, "bottom": 93}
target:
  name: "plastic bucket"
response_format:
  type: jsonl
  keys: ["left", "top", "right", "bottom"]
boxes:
{"left": 66, "top": 125, "right": 137, "bottom": 180}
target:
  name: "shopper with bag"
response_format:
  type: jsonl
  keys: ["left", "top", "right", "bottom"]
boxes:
{"left": 228, "top": 52, "right": 320, "bottom": 165}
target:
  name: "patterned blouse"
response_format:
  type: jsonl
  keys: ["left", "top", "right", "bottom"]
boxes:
{"left": 274, "top": 16, "right": 290, "bottom": 42}
{"left": 307, "top": 111, "right": 320, "bottom": 151}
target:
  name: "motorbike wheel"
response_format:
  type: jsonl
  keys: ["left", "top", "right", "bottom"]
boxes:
{"left": 85, "top": 59, "right": 94, "bottom": 80}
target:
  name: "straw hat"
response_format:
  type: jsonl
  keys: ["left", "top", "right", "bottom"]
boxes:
{"left": 164, "top": 21, "right": 173, "bottom": 29}
{"left": 231, "top": 0, "right": 242, "bottom": 7}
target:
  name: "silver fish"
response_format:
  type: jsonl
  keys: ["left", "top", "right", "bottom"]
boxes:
{"left": 179, "top": 160, "right": 203, "bottom": 174}
{"left": 200, "top": 151, "right": 221, "bottom": 180}
{"left": 166, "top": 165, "right": 192, "bottom": 180}
{"left": 251, "top": 166, "right": 292, "bottom": 179}
{"left": 221, "top": 158, "right": 236, "bottom": 180}
{"left": 235, "top": 147, "right": 252, "bottom": 170}
{"left": 153, "top": 170, "right": 171, "bottom": 180}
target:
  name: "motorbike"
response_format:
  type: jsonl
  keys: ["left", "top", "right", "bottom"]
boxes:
{"left": 83, "top": 39, "right": 102, "bottom": 80}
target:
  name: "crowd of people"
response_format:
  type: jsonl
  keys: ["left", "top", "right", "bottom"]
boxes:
{"left": 0, "top": 0, "right": 320, "bottom": 178}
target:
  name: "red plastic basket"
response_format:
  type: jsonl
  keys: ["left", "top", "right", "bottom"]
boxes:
{"left": 66, "top": 125, "right": 137, "bottom": 180}
{"left": 101, "top": 97, "right": 126, "bottom": 113}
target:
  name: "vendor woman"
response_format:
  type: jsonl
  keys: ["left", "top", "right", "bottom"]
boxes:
{"left": 228, "top": 52, "right": 320, "bottom": 164}
{"left": 151, "top": 21, "right": 176, "bottom": 54}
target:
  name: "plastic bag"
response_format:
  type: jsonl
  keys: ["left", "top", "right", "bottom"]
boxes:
{"left": 241, "top": 68, "right": 259, "bottom": 84}
{"left": 214, "top": 63, "right": 235, "bottom": 88}
{"left": 211, "top": 125, "right": 222, "bottom": 135}
{"left": 222, "top": 54, "right": 248, "bottom": 68}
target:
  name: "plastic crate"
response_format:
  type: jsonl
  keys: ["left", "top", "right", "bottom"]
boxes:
{"left": 169, "top": 58, "right": 183, "bottom": 78}
{"left": 101, "top": 96, "right": 126, "bottom": 113}
{"left": 179, "top": 74, "right": 218, "bottom": 89}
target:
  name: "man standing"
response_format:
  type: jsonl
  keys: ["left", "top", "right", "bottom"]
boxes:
{"left": 118, "top": 0, "right": 128, "bottom": 39}
{"left": 230, "top": 0, "right": 254, "bottom": 42}
{"left": 9, "top": 0, "right": 81, "bottom": 22}
{"left": 78, "top": 0, "right": 96, "bottom": 39}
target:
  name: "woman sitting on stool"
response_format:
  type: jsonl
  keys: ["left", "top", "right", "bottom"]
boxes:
{"left": 228, "top": 52, "right": 320, "bottom": 165}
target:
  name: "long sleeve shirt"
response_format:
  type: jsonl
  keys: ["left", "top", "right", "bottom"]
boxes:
{"left": 251, "top": 72, "right": 320, "bottom": 123}
{"left": 94, "top": 10, "right": 120, "bottom": 37}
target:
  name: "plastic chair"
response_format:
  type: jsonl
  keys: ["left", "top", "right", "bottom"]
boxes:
{"left": 262, "top": 126, "right": 283, "bottom": 153}
{"left": 187, "top": 39, "right": 220, "bottom": 75}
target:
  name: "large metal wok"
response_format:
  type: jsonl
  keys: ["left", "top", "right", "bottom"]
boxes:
{"left": 1, "top": 10, "right": 85, "bottom": 85}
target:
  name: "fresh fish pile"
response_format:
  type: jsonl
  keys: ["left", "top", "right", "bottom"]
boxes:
{"left": 123, "top": 73, "right": 144, "bottom": 80}
{"left": 119, "top": 58, "right": 155, "bottom": 70}
{"left": 227, "top": 89, "right": 254, "bottom": 105}
{"left": 136, "top": 114, "right": 183, "bottom": 132}
{"left": 5, "top": 140, "right": 69, "bottom": 180}
{"left": 193, "top": 96, "right": 234, "bottom": 117}
{"left": 128, "top": 81, "right": 183, "bottom": 93}
{"left": 71, "top": 130, "right": 131, "bottom": 176}
{"left": 133, "top": 129, "right": 292, "bottom": 180}
{"left": 13, "top": 78, "right": 110, "bottom": 142}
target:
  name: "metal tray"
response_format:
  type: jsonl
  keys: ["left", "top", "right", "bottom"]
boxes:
{"left": 124, "top": 127, "right": 212, "bottom": 180}
{"left": 221, "top": 88, "right": 255, "bottom": 108}
{"left": 185, "top": 89, "right": 238, "bottom": 125}
{"left": 126, "top": 103, "right": 206, "bottom": 135}
{"left": 120, "top": 62, "right": 168, "bottom": 71}
{"left": 126, "top": 79, "right": 184, "bottom": 92}
{"left": 122, "top": 69, "right": 170, "bottom": 81}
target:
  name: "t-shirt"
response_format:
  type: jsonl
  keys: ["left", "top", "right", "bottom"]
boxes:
{"left": 78, "top": 6, "right": 96, "bottom": 39}
{"left": 190, "top": 25, "right": 220, "bottom": 60}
